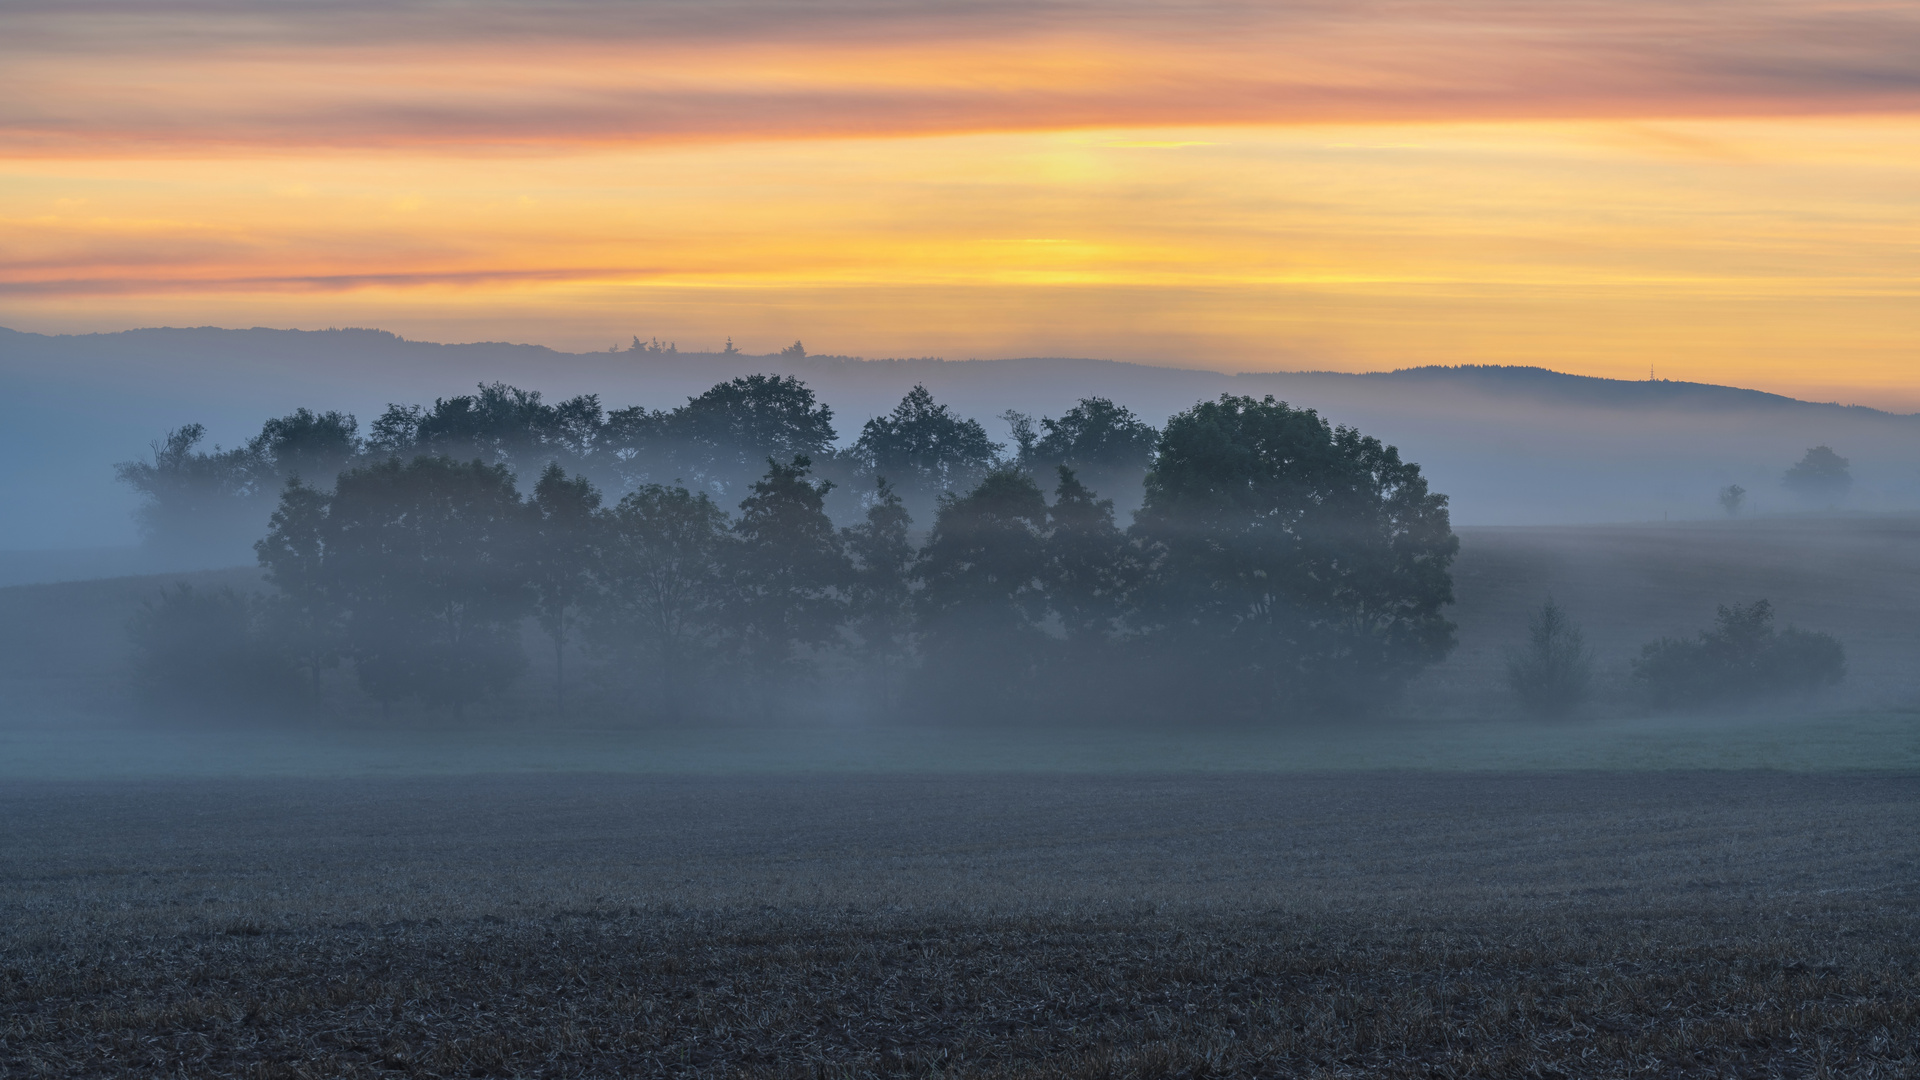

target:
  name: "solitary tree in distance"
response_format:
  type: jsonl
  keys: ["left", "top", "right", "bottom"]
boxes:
{"left": 254, "top": 478, "right": 345, "bottom": 700}
{"left": 1504, "top": 598, "right": 1594, "bottom": 717}
{"left": 1718, "top": 484, "right": 1746, "bottom": 517}
{"left": 1782, "top": 446, "right": 1851, "bottom": 507}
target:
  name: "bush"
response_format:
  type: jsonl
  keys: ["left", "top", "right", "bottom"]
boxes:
{"left": 1633, "top": 600, "right": 1844, "bottom": 708}
{"left": 1505, "top": 598, "right": 1593, "bottom": 717}
{"left": 128, "top": 584, "right": 299, "bottom": 711}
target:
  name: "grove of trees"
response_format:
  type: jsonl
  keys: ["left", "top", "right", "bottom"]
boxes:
{"left": 123, "top": 378, "right": 1466, "bottom": 722}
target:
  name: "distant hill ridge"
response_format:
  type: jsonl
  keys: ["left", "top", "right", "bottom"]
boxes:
{"left": 1356, "top": 364, "right": 1906, "bottom": 417}
{"left": 7, "top": 323, "right": 1919, "bottom": 546}
{"left": 2, "top": 324, "right": 1907, "bottom": 420}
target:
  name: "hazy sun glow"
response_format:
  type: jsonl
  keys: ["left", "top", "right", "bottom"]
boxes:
{"left": 6, "top": 0, "right": 1920, "bottom": 405}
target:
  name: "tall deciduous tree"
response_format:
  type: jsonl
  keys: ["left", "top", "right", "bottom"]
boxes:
{"left": 841, "top": 477, "right": 917, "bottom": 708}
{"left": 1044, "top": 467, "right": 1129, "bottom": 648}
{"left": 589, "top": 484, "right": 733, "bottom": 716}
{"left": 1131, "top": 394, "right": 1458, "bottom": 714}
{"left": 323, "top": 457, "right": 532, "bottom": 715}
{"left": 529, "top": 464, "right": 602, "bottom": 720}
{"left": 915, "top": 467, "right": 1050, "bottom": 707}
{"left": 727, "top": 456, "right": 850, "bottom": 695}
{"left": 1718, "top": 484, "right": 1746, "bottom": 517}
{"left": 254, "top": 478, "right": 345, "bottom": 699}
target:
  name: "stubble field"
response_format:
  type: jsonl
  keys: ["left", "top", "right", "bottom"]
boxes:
{"left": 5, "top": 771, "right": 1919, "bottom": 1078}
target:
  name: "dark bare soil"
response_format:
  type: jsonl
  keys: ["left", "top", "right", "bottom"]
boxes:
{"left": 5, "top": 772, "right": 1920, "bottom": 1078}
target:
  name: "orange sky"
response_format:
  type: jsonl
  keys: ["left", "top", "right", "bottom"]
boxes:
{"left": 5, "top": 0, "right": 1920, "bottom": 406}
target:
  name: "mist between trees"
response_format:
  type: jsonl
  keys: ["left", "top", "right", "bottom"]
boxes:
{"left": 115, "top": 376, "right": 1845, "bottom": 724}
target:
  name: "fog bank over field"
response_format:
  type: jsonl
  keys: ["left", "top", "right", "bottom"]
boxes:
{"left": 5, "top": 325, "right": 1918, "bottom": 562}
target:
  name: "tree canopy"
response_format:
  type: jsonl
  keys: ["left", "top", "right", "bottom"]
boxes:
{"left": 317, "top": 456, "right": 533, "bottom": 713}
{"left": 852, "top": 385, "right": 1000, "bottom": 519}
{"left": 1130, "top": 394, "right": 1459, "bottom": 712}
{"left": 135, "top": 376, "right": 1489, "bottom": 725}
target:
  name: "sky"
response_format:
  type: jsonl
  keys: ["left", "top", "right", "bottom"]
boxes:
{"left": 5, "top": 0, "right": 1920, "bottom": 408}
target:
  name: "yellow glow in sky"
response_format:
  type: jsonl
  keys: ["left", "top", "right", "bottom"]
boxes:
{"left": 5, "top": 1, "right": 1920, "bottom": 407}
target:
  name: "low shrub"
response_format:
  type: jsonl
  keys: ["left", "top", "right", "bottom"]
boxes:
{"left": 1633, "top": 600, "right": 1844, "bottom": 708}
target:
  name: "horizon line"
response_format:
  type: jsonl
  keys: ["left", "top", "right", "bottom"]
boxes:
{"left": 2, "top": 322, "right": 1911, "bottom": 418}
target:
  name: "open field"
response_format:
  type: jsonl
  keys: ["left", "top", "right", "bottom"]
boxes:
{"left": 3, "top": 708, "right": 1920, "bottom": 780}
{"left": 6, "top": 772, "right": 1920, "bottom": 1077}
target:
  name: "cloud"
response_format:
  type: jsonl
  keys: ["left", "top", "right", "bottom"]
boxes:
{"left": 6, "top": 0, "right": 1920, "bottom": 154}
